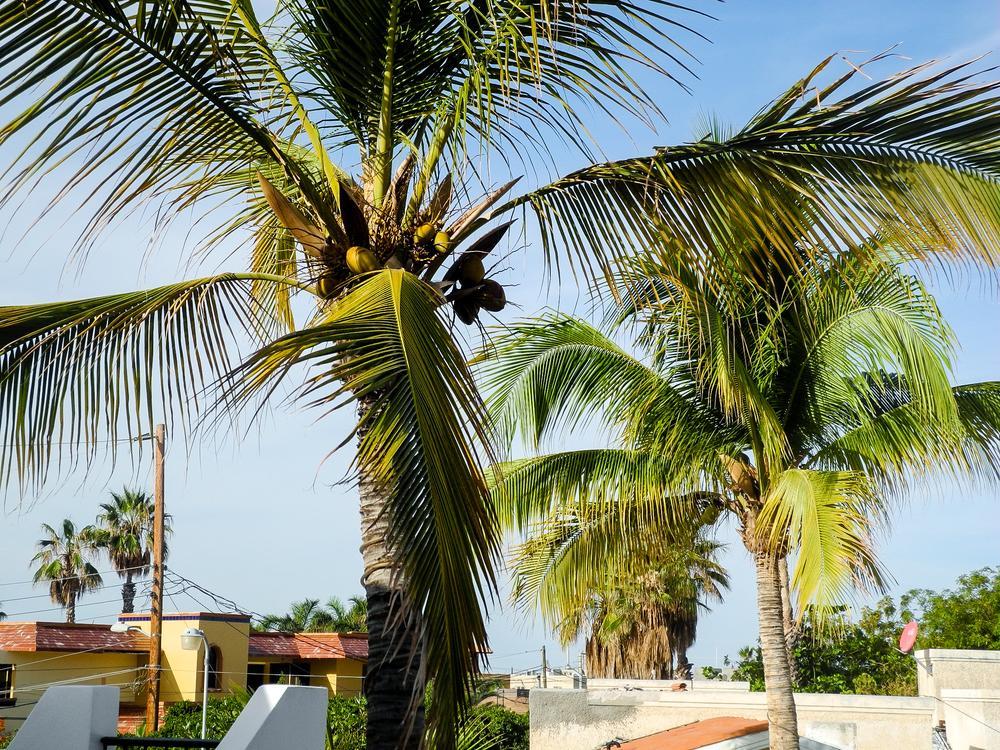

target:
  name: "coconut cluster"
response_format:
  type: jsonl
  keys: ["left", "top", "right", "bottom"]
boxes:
{"left": 259, "top": 169, "right": 510, "bottom": 326}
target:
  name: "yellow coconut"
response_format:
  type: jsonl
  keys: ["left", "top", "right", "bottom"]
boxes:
{"left": 317, "top": 273, "right": 338, "bottom": 298}
{"left": 433, "top": 230, "right": 452, "bottom": 254}
{"left": 347, "top": 246, "right": 380, "bottom": 274}
{"left": 414, "top": 223, "right": 436, "bottom": 244}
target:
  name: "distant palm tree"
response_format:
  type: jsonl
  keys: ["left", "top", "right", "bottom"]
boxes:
{"left": 326, "top": 596, "right": 368, "bottom": 633}
{"left": 90, "top": 488, "right": 172, "bottom": 613}
{"left": 31, "top": 520, "right": 103, "bottom": 623}
{"left": 511, "top": 512, "right": 727, "bottom": 679}
{"left": 258, "top": 595, "right": 368, "bottom": 633}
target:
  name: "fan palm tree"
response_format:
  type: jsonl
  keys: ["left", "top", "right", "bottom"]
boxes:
{"left": 480, "top": 250, "right": 1000, "bottom": 749}
{"left": 89, "top": 488, "right": 171, "bottom": 614}
{"left": 3, "top": 5, "right": 1000, "bottom": 741}
{"left": 31, "top": 520, "right": 103, "bottom": 624}
{"left": 512, "top": 513, "right": 727, "bottom": 679}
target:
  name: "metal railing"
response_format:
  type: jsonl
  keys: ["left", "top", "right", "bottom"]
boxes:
{"left": 100, "top": 738, "right": 220, "bottom": 749}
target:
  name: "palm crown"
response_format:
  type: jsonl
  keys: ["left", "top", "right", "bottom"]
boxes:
{"left": 90, "top": 489, "right": 171, "bottom": 614}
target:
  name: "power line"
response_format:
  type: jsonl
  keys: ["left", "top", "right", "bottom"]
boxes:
{"left": 0, "top": 577, "right": 150, "bottom": 604}
{"left": 0, "top": 565, "right": 151, "bottom": 589}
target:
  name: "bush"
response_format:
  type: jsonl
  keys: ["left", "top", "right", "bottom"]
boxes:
{"left": 327, "top": 695, "right": 366, "bottom": 750}
{"left": 466, "top": 704, "right": 529, "bottom": 750}
{"left": 0, "top": 730, "right": 12, "bottom": 749}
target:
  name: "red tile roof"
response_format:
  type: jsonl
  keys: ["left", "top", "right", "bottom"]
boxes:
{"left": 248, "top": 632, "right": 368, "bottom": 661}
{"left": 0, "top": 622, "right": 150, "bottom": 654}
{"left": 618, "top": 717, "right": 768, "bottom": 750}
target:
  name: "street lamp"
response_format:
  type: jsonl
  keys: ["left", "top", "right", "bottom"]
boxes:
{"left": 180, "top": 628, "right": 210, "bottom": 740}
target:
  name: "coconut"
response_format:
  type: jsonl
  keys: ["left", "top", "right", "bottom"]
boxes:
{"left": 346, "top": 246, "right": 380, "bottom": 274}
{"left": 317, "top": 273, "right": 338, "bottom": 298}
{"left": 453, "top": 297, "right": 480, "bottom": 325}
{"left": 477, "top": 279, "right": 506, "bottom": 312}
{"left": 433, "top": 230, "right": 451, "bottom": 254}
{"left": 414, "top": 222, "right": 436, "bottom": 245}
{"left": 456, "top": 254, "right": 485, "bottom": 286}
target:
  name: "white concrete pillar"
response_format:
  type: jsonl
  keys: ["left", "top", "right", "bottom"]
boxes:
{"left": 217, "top": 685, "right": 327, "bottom": 750}
{"left": 9, "top": 686, "right": 119, "bottom": 750}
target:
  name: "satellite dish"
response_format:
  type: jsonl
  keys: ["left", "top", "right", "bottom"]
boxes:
{"left": 899, "top": 620, "right": 919, "bottom": 653}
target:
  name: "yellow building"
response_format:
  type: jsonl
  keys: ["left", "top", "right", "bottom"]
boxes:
{"left": 0, "top": 612, "right": 367, "bottom": 733}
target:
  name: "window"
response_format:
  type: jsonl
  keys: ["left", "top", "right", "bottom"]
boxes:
{"left": 267, "top": 662, "right": 310, "bottom": 686}
{"left": 207, "top": 646, "right": 223, "bottom": 691}
{"left": 246, "top": 663, "right": 265, "bottom": 693}
{"left": 0, "top": 665, "right": 13, "bottom": 706}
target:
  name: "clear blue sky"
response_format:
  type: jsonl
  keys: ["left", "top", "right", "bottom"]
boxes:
{"left": 0, "top": 0, "right": 998, "bottom": 676}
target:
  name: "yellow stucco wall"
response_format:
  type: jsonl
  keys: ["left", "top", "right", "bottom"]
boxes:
{"left": 248, "top": 657, "right": 365, "bottom": 697}
{"left": 0, "top": 651, "right": 145, "bottom": 728}
{"left": 119, "top": 613, "right": 251, "bottom": 702}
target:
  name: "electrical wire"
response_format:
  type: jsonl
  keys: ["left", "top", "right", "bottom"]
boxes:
{"left": 0, "top": 578, "right": 150, "bottom": 605}
{"left": 0, "top": 565, "right": 151, "bottom": 589}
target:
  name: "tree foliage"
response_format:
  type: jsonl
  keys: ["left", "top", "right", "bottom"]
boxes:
{"left": 256, "top": 596, "right": 368, "bottom": 633}
{"left": 903, "top": 567, "right": 1000, "bottom": 651}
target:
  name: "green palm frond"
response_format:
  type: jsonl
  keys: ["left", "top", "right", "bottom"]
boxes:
{"left": 757, "top": 468, "right": 887, "bottom": 615}
{"left": 491, "top": 449, "right": 717, "bottom": 536}
{"left": 0, "top": 0, "right": 330, "bottom": 254}
{"left": 0, "top": 273, "right": 300, "bottom": 490}
{"left": 476, "top": 313, "right": 661, "bottom": 448}
{"left": 227, "top": 269, "right": 498, "bottom": 745}
{"left": 509, "top": 57, "right": 1000, "bottom": 284}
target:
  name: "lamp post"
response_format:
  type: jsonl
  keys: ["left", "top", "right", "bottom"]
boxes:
{"left": 180, "top": 628, "right": 209, "bottom": 740}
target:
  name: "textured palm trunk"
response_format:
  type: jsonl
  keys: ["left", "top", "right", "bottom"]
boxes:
{"left": 358, "top": 400, "right": 425, "bottom": 750}
{"left": 754, "top": 550, "right": 800, "bottom": 750}
{"left": 65, "top": 593, "right": 77, "bottom": 624}
{"left": 121, "top": 571, "right": 136, "bottom": 614}
{"left": 674, "top": 643, "right": 689, "bottom": 679}
{"left": 777, "top": 556, "right": 799, "bottom": 687}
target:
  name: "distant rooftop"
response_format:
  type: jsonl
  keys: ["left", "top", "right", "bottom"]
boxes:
{"left": 618, "top": 717, "right": 769, "bottom": 750}
{"left": 0, "top": 622, "right": 150, "bottom": 654}
{"left": 248, "top": 631, "right": 368, "bottom": 661}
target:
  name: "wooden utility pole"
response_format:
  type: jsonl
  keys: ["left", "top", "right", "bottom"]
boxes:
{"left": 145, "top": 423, "right": 166, "bottom": 731}
{"left": 541, "top": 645, "right": 548, "bottom": 688}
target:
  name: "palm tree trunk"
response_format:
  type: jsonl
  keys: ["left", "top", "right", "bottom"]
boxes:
{"left": 358, "top": 399, "right": 424, "bottom": 750}
{"left": 674, "top": 643, "right": 689, "bottom": 679}
{"left": 65, "top": 592, "right": 77, "bottom": 624}
{"left": 754, "top": 550, "right": 800, "bottom": 750}
{"left": 777, "top": 556, "right": 799, "bottom": 687}
{"left": 122, "top": 571, "right": 136, "bottom": 614}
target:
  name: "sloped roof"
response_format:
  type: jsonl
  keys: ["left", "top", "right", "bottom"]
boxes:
{"left": 618, "top": 717, "right": 769, "bottom": 750}
{"left": 0, "top": 622, "right": 150, "bottom": 654}
{"left": 248, "top": 632, "right": 368, "bottom": 661}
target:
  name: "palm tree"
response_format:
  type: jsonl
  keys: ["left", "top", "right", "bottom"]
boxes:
{"left": 510, "top": 508, "right": 727, "bottom": 680}
{"left": 257, "top": 598, "right": 333, "bottom": 633}
{"left": 2, "top": 11, "right": 1000, "bottom": 741}
{"left": 90, "top": 488, "right": 171, "bottom": 614}
{"left": 31, "top": 520, "right": 103, "bottom": 624}
{"left": 326, "top": 596, "right": 368, "bottom": 632}
{"left": 480, "top": 251, "right": 1000, "bottom": 749}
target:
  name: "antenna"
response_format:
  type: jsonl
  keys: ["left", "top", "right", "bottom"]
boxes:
{"left": 898, "top": 620, "right": 919, "bottom": 654}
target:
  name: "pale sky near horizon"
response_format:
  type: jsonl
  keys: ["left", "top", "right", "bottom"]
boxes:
{"left": 1, "top": 0, "right": 999, "bottom": 678}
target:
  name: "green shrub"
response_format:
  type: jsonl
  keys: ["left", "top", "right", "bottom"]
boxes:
{"left": 466, "top": 704, "right": 529, "bottom": 750}
{"left": 327, "top": 695, "right": 366, "bottom": 750}
{"left": 0, "top": 730, "right": 13, "bottom": 749}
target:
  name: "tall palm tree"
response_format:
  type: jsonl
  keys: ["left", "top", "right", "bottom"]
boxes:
{"left": 2, "top": 8, "right": 1000, "bottom": 740}
{"left": 480, "top": 251, "right": 1000, "bottom": 749}
{"left": 31, "top": 520, "right": 103, "bottom": 624}
{"left": 90, "top": 488, "right": 171, "bottom": 614}
{"left": 510, "top": 507, "right": 727, "bottom": 680}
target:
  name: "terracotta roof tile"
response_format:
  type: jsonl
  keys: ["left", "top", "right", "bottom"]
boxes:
{"left": 618, "top": 717, "right": 768, "bottom": 750}
{"left": 248, "top": 632, "right": 368, "bottom": 661}
{"left": 0, "top": 622, "right": 149, "bottom": 654}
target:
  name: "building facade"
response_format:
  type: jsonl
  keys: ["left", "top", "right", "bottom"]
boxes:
{"left": 0, "top": 612, "right": 367, "bottom": 733}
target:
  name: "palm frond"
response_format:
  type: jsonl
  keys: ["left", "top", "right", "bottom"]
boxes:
{"left": 509, "top": 57, "right": 1000, "bottom": 284}
{"left": 227, "top": 269, "right": 498, "bottom": 745}
{"left": 757, "top": 468, "right": 888, "bottom": 616}
{"left": 0, "top": 0, "right": 328, "bottom": 255}
{"left": 0, "top": 273, "right": 298, "bottom": 492}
